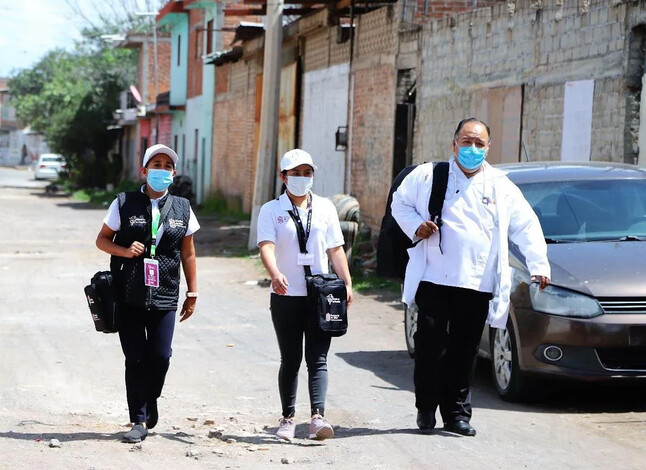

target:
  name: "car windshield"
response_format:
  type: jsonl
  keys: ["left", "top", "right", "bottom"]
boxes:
{"left": 42, "top": 157, "right": 63, "bottom": 163}
{"left": 518, "top": 179, "right": 646, "bottom": 242}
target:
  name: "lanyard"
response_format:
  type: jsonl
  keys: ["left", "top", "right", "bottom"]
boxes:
{"left": 150, "top": 211, "right": 161, "bottom": 258}
{"left": 289, "top": 195, "right": 312, "bottom": 253}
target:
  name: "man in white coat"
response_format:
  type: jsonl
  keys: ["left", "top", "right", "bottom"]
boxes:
{"left": 391, "top": 118, "right": 550, "bottom": 436}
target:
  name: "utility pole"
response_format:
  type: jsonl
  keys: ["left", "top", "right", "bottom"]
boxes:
{"left": 248, "top": 0, "right": 283, "bottom": 250}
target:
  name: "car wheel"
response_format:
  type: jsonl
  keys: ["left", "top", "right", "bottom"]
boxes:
{"left": 404, "top": 301, "right": 417, "bottom": 358}
{"left": 490, "top": 319, "right": 531, "bottom": 402}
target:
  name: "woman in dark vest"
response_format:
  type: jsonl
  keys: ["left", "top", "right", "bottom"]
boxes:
{"left": 96, "top": 144, "right": 199, "bottom": 443}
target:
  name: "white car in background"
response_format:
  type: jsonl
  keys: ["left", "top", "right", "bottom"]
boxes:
{"left": 34, "top": 153, "right": 67, "bottom": 180}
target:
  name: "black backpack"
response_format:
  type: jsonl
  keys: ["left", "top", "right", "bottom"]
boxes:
{"left": 376, "top": 161, "right": 449, "bottom": 280}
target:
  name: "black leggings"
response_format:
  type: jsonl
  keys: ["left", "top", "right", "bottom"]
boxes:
{"left": 270, "top": 294, "right": 332, "bottom": 418}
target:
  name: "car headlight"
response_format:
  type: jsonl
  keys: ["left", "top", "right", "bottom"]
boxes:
{"left": 529, "top": 284, "right": 603, "bottom": 318}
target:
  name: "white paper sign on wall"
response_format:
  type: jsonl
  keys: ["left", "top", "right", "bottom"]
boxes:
{"left": 561, "top": 79, "right": 595, "bottom": 162}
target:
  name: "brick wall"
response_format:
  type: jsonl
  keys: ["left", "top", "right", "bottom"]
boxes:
{"left": 351, "top": 64, "right": 398, "bottom": 230}
{"left": 157, "top": 114, "right": 173, "bottom": 147}
{"left": 349, "top": 6, "right": 399, "bottom": 230}
{"left": 409, "top": 0, "right": 503, "bottom": 23}
{"left": 417, "top": 0, "right": 629, "bottom": 167}
{"left": 187, "top": 9, "right": 204, "bottom": 99}
{"left": 211, "top": 57, "right": 260, "bottom": 212}
{"left": 141, "top": 39, "right": 171, "bottom": 104}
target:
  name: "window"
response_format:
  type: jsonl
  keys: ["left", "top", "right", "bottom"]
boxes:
{"left": 206, "top": 19, "right": 213, "bottom": 55}
{"left": 520, "top": 180, "right": 646, "bottom": 241}
{"left": 177, "top": 35, "right": 181, "bottom": 66}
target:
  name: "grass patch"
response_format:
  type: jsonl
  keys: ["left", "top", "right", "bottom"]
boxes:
{"left": 353, "top": 276, "right": 400, "bottom": 294}
{"left": 69, "top": 180, "right": 140, "bottom": 206}
{"left": 198, "top": 194, "right": 250, "bottom": 222}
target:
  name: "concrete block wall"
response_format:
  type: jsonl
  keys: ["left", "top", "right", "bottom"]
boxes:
{"left": 417, "top": 0, "right": 629, "bottom": 166}
{"left": 302, "top": 23, "right": 352, "bottom": 73}
{"left": 211, "top": 57, "right": 260, "bottom": 213}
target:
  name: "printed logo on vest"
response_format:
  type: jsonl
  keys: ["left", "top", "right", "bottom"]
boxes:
{"left": 129, "top": 215, "right": 146, "bottom": 226}
{"left": 326, "top": 294, "right": 341, "bottom": 305}
{"left": 168, "top": 218, "right": 185, "bottom": 229}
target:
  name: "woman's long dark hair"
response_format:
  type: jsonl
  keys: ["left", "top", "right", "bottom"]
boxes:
{"left": 280, "top": 170, "right": 287, "bottom": 194}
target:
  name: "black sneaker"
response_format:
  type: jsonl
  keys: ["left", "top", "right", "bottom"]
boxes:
{"left": 147, "top": 401, "right": 158, "bottom": 430}
{"left": 416, "top": 411, "right": 436, "bottom": 433}
{"left": 123, "top": 423, "right": 148, "bottom": 443}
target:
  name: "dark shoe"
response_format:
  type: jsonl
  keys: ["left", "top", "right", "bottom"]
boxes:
{"left": 444, "top": 419, "right": 476, "bottom": 436}
{"left": 123, "top": 423, "right": 148, "bottom": 443}
{"left": 416, "top": 411, "right": 436, "bottom": 433}
{"left": 147, "top": 401, "right": 158, "bottom": 429}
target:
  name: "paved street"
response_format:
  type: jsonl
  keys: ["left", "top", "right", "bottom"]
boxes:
{"left": 1, "top": 169, "right": 645, "bottom": 469}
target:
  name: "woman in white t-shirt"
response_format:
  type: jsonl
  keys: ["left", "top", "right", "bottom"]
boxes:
{"left": 257, "top": 149, "right": 353, "bottom": 442}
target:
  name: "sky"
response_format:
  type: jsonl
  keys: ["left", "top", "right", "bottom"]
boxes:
{"left": 0, "top": 0, "right": 159, "bottom": 78}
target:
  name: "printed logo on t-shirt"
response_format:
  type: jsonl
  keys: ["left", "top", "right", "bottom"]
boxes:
{"left": 276, "top": 216, "right": 286, "bottom": 224}
{"left": 168, "top": 218, "right": 185, "bottom": 228}
{"left": 129, "top": 215, "right": 146, "bottom": 226}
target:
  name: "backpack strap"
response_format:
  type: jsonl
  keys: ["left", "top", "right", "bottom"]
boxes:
{"left": 429, "top": 161, "right": 449, "bottom": 253}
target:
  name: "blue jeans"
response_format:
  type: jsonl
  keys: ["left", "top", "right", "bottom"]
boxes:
{"left": 270, "top": 294, "right": 332, "bottom": 418}
{"left": 118, "top": 306, "right": 175, "bottom": 424}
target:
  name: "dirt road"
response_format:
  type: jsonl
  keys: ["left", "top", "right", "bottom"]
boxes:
{"left": 1, "top": 176, "right": 645, "bottom": 469}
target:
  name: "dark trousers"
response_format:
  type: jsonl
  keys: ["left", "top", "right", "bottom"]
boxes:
{"left": 118, "top": 306, "right": 175, "bottom": 424}
{"left": 414, "top": 282, "right": 491, "bottom": 423}
{"left": 270, "top": 294, "right": 332, "bottom": 418}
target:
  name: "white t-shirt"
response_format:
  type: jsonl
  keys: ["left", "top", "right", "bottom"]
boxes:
{"left": 103, "top": 188, "right": 200, "bottom": 243}
{"left": 421, "top": 159, "right": 498, "bottom": 293}
{"left": 257, "top": 192, "right": 345, "bottom": 296}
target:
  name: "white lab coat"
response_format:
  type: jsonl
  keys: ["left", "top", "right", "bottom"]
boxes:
{"left": 391, "top": 159, "right": 550, "bottom": 329}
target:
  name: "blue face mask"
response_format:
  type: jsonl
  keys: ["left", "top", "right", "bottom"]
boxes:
{"left": 457, "top": 145, "right": 486, "bottom": 170}
{"left": 147, "top": 169, "right": 174, "bottom": 192}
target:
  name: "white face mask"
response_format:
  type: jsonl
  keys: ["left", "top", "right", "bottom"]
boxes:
{"left": 286, "top": 176, "right": 313, "bottom": 197}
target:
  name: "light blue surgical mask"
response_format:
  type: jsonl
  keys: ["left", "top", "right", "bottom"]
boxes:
{"left": 457, "top": 145, "right": 486, "bottom": 170}
{"left": 147, "top": 169, "right": 174, "bottom": 192}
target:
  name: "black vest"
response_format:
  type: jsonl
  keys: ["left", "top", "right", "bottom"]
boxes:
{"left": 110, "top": 189, "right": 190, "bottom": 310}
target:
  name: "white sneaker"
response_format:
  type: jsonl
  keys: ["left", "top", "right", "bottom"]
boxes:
{"left": 309, "top": 414, "right": 334, "bottom": 440}
{"left": 276, "top": 417, "right": 296, "bottom": 441}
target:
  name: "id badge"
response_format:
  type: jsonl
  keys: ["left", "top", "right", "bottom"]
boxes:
{"left": 297, "top": 253, "right": 315, "bottom": 266}
{"left": 144, "top": 258, "right": 160, "bottom": 287}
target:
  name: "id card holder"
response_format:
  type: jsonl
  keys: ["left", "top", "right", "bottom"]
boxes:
{"left": 297, "top": 253, "right": 315, "bottom": 266}
{"left": 144, "top": 258, "right": 160, "bottom": 287}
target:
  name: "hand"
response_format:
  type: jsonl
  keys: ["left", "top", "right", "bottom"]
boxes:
{"left": 346, "top": 286, "right": 354, "bottom": 307}
{"left": 415, "top": 220, "right": 439, "bottom": 239}
{"left": 179, "top": 297, "right": 196, "bottom": 322}
{"left": 531, "top": 275, "right": 550, "bottom": 291}
{"left": 124, "top": 241, "right": 145, "bottom": 258}
{"left": 271, "top": 273, "right": 289, "bottom": 295}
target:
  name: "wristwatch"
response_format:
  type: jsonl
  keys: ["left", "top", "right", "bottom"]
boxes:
{"left": 186, "top": 292, "right": 199, "bottom": 298}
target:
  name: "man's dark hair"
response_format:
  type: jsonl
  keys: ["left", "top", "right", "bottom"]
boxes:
{"left": 454, "top": 118, "right": 491, "bottom": 142}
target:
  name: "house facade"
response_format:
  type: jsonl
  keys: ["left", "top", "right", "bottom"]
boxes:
{"left": 158, "top": 0, "right": 218, "bottom": 204}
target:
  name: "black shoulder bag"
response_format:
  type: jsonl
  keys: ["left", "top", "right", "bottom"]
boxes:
{"left": 287, "top": 197, "right": 348, "bottom": 337}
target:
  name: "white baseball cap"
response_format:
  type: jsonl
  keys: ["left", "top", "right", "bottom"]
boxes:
{"left": 280, "top": 148, "right": 318, "bottom": 171}
{"left": 142, "top": 144, "right": 179, "bottom": 168}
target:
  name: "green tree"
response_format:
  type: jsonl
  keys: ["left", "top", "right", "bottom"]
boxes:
{"left": 9, "top": 36, "right": 138, "bottom": 188}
